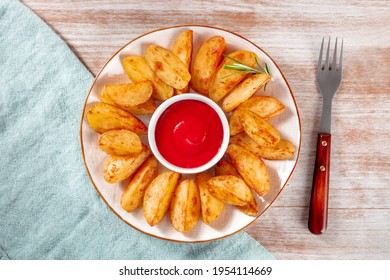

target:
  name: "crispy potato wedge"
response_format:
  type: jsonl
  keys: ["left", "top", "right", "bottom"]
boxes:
{"left": 221, "top": 73, "right": 271, "bottom": 113}
{"left": 209, "top": 50, "right": 258, "bottom": 102}
{"left": 226, "top": 144, "right": 270, "bottom": 196}
{"left": 207, "top": 175, "right": 253, "bottom": 206}
{"left": 102, "top": 81, "right": 152, "bottom": 107}
{"left": 103, "top": 144, "right": 150, "bottom": 183}
{"left": 231, "top": 133, "right": 295, "bottom": 160}
{"left": 172, "top": 30, "right": 193, "bottom": 94}
{"left": 98, "top": 129, "right": 142, "bottom": 156}
{"left": 240, "top": 109, "right": 280, "bottom": 147}
{"left": 196, "top": 172, "right": 225, "bottom": 224}
{"left": 120, "top": 155, "right": 159, "bottom": 213}
{"left": 229, "top": 110, "right": 244, "bottom": 136}
{"left": 170, "top": 179, "right": 201, "bottom": 232}
{"left": 190, "top": 36, "right": 226, "bottom": 95}
{"left": 100, "top": 89, "right": 157, "bottom": 115}
{"left": 122, "top": 56, "right": 174, "bottom": 101}
{"left": 237, "top": 96, "right": 285, "bottom": 120}
{"left": 215, "top": 160, "right": 258, "bottom": 216}
{"left": 145, "top": 44, "right": 191, "bottom": 90}
{"left": 86, "top": 103, "right": 147, "bottom": 134}
{"left": 143, "top": 171, "right": 181, "bottom": 226}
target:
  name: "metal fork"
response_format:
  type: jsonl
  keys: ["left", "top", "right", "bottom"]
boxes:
{"left": 308, "top": 37, "right": 343, "bottom": 234}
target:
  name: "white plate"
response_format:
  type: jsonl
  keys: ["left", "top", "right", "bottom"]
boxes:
{"left": 80, "top": 25, "right": 301, "bottom": 243}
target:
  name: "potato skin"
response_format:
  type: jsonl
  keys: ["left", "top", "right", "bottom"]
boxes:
{"left": 86, "top": 103, "right": 147, "bottom": 134}
{"left": 98, "top": 129, "right": 142, "bottom": 156}
{"left": 208, "top": 50, "right": 257, "bottom": 102}
{"left": 103, "top": 144, "right": 150, "bottom": 183}
{"left": 145, "top": 44, "right": 191, "bottom": 90}
{"left": 143, "top": 171, "right": 181, "bottom": 226}
{"left": 206, "top": 175, "right": 253, "bottom": 206}
{"left": 102, "top": 81, "right": 153, "bottom": 107}
{"left": 122, "top": 56, "right": 174, "bottom": 101}
{"left": 196, "top": 172, "right": 225, "bottom": 224}
{"left": 170, "top": 179, "right": 201, "bottom": 232}
{"left": 121, "top": 155, "right": 159, "bottom": 213}
{"left": 190, "top": 36, "right": 226, "bottom": 95}
{"left": 172, "top": 30, "right": 193, "bottom": 94}
{"left": 226, "top": 144, "right": 271, "bottom": 196}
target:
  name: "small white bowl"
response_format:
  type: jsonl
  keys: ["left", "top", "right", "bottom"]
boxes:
{"left": 148, "top": 93, "right": 230, "bottom": 174}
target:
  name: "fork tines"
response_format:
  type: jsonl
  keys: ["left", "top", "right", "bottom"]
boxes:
{"left": 318, "top": 37, "right": 343, "bottom": 72}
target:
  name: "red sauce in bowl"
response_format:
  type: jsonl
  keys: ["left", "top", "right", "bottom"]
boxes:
{"left": 155, "top": 100, "right": 223, "bottom": 168}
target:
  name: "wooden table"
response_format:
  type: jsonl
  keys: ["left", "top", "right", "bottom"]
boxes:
{"left": 22, "top": 0, "right": 390, "bottom": 259}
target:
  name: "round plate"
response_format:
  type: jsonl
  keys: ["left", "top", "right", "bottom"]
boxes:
{"left": 80, "top": 25, "right": 301, "bottom": 243}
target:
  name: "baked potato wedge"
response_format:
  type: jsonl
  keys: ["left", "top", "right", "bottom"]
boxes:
{"left": 221, "top": 73, "right": 271, "bottom": 113}
{"left": 240, "top": 109, "right": 280, "bottom": 147}
{"left": 103, "top": 144, "right": 150, "bottom": 183}
{"left": 143, "top": 171, "right": 181, "bottom": 226}
{"left": 101, "top": 81, "right": 152, "bottom": 107}
{"left": 230, "top": 96, "right": 285, "bottom": 135}
{"left": 209, "top": 50, "right": 258, "bottom": 102}
{"left": 206, "top": 175, "right": 253, "bottom": 206}
{"left": 120, "top": 155, "right": 159, "bottom": 213}
{"left": 98, "top": 129, "right": 142, "bottom": 156}
{"left": 196, "top": 172, "right": 225, "bottom": 224}
{"left": 226, "top": 144, "right": 270, "bottom": 196}
{"left": 190, "top": 36, "right": 226, "bottom": 95}
{"left": 172, "top": 30, "right": 193, "bottom": 94}
{"left": 215, "top": 160, "right": 258, "bottom": 216}
{"left": 86, "top": 103, "right": 147, "bottom": 134}
{"left": 170, "top": 179, "right": 201, "bottom": 232}
{"left": 122, "top": 56, "right": 174, "bottom": 101}
{"left": 231, "top": 133, "right": 295, "bottom": 160}
{"left": 145, "top": 44, "right": 191, "bottom": 90}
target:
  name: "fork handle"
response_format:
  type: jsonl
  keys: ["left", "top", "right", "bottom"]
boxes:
{"left": 308, "top": 133, "right": 331, "bottom": 234}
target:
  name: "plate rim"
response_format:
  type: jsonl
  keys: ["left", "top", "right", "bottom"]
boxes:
{"left": 79, "top": 24, "right": 302, "bottom": 243}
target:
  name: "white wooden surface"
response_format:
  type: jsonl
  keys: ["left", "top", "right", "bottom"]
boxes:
{"left": 22, "top": 0, "right": 390, "bottom": 259}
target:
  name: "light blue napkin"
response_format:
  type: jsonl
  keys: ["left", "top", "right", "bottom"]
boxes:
{"left": 0, "top": 0, "right": 274, "bottom": 260}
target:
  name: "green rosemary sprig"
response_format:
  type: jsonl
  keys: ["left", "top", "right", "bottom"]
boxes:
{"left": 222, "top": 54, "right": 274, "bottom": 90}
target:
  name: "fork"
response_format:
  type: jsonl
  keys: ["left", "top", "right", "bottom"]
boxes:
{"left": 308, "top": 37, "right": 343, "bottom": 234}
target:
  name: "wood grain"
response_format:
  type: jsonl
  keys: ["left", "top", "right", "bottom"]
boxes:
{"left": 22, "top": 0, "right": 390, "bottom": 259}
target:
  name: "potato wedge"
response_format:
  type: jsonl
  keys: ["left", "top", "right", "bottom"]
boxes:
{"left": 237, "top": 96, "right": 285, "bottom": 120}
{"left": 215, "top": 160, "right": 258, "bottom": 216}
{"left": 172, "top": 30, "right": 193, "bottom": 94}
{"left": 103, "top": 144, "right": 150, "bottom": 183}
{"left": 121, "top": 155, "right": 159, "bottom": 213}
{"left": 229, "top": 110, "right": 244, "bottom": 136}
{"left": 102, "top": 81, "right": 152, "bottom": 107}
{"left": 240, "top": 109, "right": 280, "bottom": 147}
{"left": 209, "top": 50, "right": 258, "bottom": 102}
{"left": 86, "top": 103, "right": 147, "bottom": 134}
{"left": 170, "top": 179, "right": 201, "bottom": 232}
{"left": 231, "top": 133, "right": 295, "bottom": 160}
{"left": 221, "top": 73, "right": 271, "bottom": 113}
{"left": 196, "top": 172, "right": 225, "bottom": 224}
{"left": 145, "top": 44, "right": 191, "bottom": 90}
{"left": 100, "top": 89, "right": 156, "bottom": 115}
{"left": 226, "top": 144, "right": 270, "bottom": 196}
{"left": 190, "top": 36, "right": 226, "bottom": 95}
{"left": 122, "top": 56, "right": 174, "bottom": 101}
{"left": 207, "top": 175, "right": 253, "bottom": 206}
{"left": 143, "top": 171, "right": 181, "bottom": 226}
{"left": 98, "top": 129, "right": 142, "bottom": 156}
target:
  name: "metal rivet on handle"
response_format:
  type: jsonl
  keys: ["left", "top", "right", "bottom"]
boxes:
{"left": 322, "top": 140, "right": 327, "bottom": 146}
{"left": 320, "top": 166, "right": 326, "bottom": 171}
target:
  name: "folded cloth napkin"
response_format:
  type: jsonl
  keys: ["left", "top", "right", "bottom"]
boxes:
{"left": 0, "top": 0, "right": 274, "bottom": 260}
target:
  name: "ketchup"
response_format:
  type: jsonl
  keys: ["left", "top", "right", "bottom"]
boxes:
{"left": 155, "top": 100, "right": 223, "bottom": 168}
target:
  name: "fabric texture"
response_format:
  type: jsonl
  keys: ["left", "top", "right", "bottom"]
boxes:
{"left": 0, "top": 0, "right": 274, "bottom": 260}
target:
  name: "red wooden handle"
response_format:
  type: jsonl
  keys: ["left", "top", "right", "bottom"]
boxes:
{"left": 308, "top": 133, "right": 331, "bottom": 234}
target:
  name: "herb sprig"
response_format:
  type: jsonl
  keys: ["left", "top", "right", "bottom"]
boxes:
{"left": 222, "top": 54, "right": 274, "bottom": 90}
